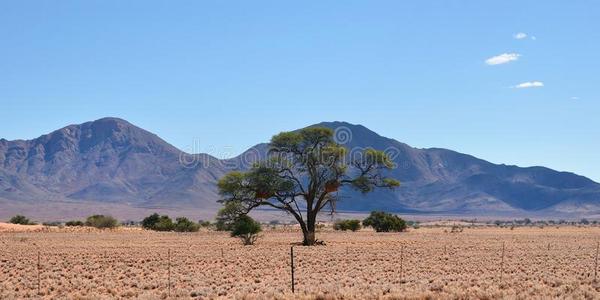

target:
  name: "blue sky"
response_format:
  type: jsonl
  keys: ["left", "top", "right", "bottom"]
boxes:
{"left": 1, "top": 1, "right": 599, "bottom": 181}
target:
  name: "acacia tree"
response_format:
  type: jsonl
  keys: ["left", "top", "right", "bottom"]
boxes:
{"left": 217, "top": 127, "right": 399, "bottom": 245}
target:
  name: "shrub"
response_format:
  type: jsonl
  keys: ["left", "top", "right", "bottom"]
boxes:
{"left": 407, "top": 220, "right": 420, "bottom": 229}
{"left": 141, "top": 214, "right": 175, "bottom": 231}
{"left": 65, "top": 220, "right": 84, "bottom": 227}
{"left": 9, "top": 215, "right": 35, "bottom": 225}
{"left": 85, "top": 215, "right": 118, "bottom": 229}
{"left": 215, "top": 201, "right": 246, "bottom": 231}
{"left": 121, "top": 220, "right": 137, "bottom": 226}
{"left": 450, "top": 224, "right": 463, "bottom": 233}
{"left": 42, "top": 221, "right": 62, "bottom": 227}
{"left": 142, "top": 213, "right": 161, "bottom": 230}
{"left": 231, "top": 215, "right": 261, "bottom": 245}
{"left": 153, "top": 215, "right": 175, "bottom": 231}
{"left": 362, "top": 211, "right": 407, "bottom": 232}
{"left": 334, "top": 219, "right": 362, "bottom": 231}
{"left": 174, "top": 217, "right": 200, "bottom": 232}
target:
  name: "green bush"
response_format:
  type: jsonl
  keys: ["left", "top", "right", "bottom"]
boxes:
{"left": 362, "top": 211, "right": 407, "bottom": 232}
{"left": 142, "top": 213, "right": 161, "bottom": 230}
{"left": 333, "top": 219, "right": 362, "bottom": 231}
{"left": 9, "top": 215, "right": 35, "bottom": 225}
{"left": 231, "top": 215, "right": 262, "bottom": 245}
{"left": 174, "top": 217, "right": 200, "bottom": 232}
{"left": 141, "top": 214, "right": 174, "bottom": 231}
{"left": 154, "top": 215, "right": 175, "bottom": 231}
{"left": 65, "top": 220, "right": 84, "bottom": 227}
{"left": 85, "top": 215, "right": 119, "bottom": 229}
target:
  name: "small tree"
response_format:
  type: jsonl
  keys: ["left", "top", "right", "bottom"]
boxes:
{"left": 362, "top": 211, "right": 407, "bottom": 232}
{"left": 9, "top": 215, "right": 33, "bottom": 225}
{"left": 85, "top": 215, "right": 118, "bottom": 229}
{"left": 174, "top": 217, "right": 200, "bottom": 232}
{"left": 218, "top": 127, "right": 400, "bottom": 245}
{"left": 231, "top": 215, "right": 262, "bottom": 245}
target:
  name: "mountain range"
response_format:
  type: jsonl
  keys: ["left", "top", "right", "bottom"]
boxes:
{"left": 1, "top": 117, "right": 599, "bottom": 220}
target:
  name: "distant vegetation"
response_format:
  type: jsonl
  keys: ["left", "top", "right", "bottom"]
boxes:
{"left": 362, "top": 211, "right": 407, "bottom": 232}
{"left": 333, "top": 219, "right": 362, "bottom": 231}
{"left": 65, "top": 220, "right": 84, "bottom": 227}
{"left": 8, "top": 215, "right": 36, "bottom": 225}
{"left": 85, "top": 215, "right": 119, "bottom": 229}
{"left": 141, "top": 213, "right": 200, "bottom": 232}
{"left": 488, "top": 218, "right": 597, "bottom": 227}
{"left": 42, "top": 221, "right": 62, "bottom": 227}
{"left": 198, "top": 220, "right": 212, "bottom": 228}
{"left": 174, "top": 217, "right": 200, "bottom": 232}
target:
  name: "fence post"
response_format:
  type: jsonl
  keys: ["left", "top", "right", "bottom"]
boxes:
{"left": 500, "top": 242, "right": 505, "bottom": 283}
{"left": 168, "top": 249, "right": 171, "bottom": 297}
{"left": 37, "top": 250, "right": 40, "bottom": 296}
{"left": 595, "top": 241, "right": 599, "bottom": 282}
{"left": 400, "top": 244, "right": 404, "bottom": 283}
{"left": 290, "top": 246, "right": 295, "bottom": 293}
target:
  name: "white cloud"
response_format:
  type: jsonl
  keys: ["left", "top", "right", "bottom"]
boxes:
{"left": 531, "top": 36, "right": 537, "bottom": 40}
{"left": 485, "top": 53, "right": 521, "bottom": 65}
{"left": 571, "top": 96, "right": 580, "bottom": 100}
{"left": 514, "top": 32, "right": 528, "bottom": 39}
{"left": 513, "top": 81, "right": 544, "bottom": 89}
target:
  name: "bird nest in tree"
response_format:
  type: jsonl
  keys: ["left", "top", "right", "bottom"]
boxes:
{"left": 325, "top": 181, "right": 340, "bottom": 193}
{"left": 255, "top": 191, "right": 273, "bottom": 199}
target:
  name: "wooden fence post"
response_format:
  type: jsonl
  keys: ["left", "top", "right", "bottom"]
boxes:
{"left": 37, "top": 250, "right": 40, "bottom": 296}
{"left": 290, "top": 246, "right": 295, "bottom": 293}
{"left": 500, "top": 242, "right": 505, "bottom": 283}
{"left": 595, "top": 241, "right": 599, "bottom": 282}
{"left": 400, "top": 244, "right": 405, "bottom": 283}
{"left": 168, "top": 249, "right": 171, "bottom": 297}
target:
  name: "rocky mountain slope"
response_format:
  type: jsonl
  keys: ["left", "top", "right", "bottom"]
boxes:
{"left": 1, "top": 118, "right": 599, "bottom": 219}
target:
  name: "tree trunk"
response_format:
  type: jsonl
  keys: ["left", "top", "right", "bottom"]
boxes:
{"left": 303, "top": 229, "right": 317, "bottom": 246}
{"left": 303, "top": 211, "right": 317, "bottom": 246}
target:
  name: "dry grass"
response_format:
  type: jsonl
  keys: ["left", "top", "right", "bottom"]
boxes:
{"left": 1, "top": 226, "right": 599, "bottom": 299}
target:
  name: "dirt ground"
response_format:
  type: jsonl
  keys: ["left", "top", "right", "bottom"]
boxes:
{"left": 1, "top": 225, "right": 599, "bottom": 299}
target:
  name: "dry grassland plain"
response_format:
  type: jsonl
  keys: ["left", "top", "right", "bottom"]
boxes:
{"left": 1, "top": 226, "right": 600, "bottom": 299}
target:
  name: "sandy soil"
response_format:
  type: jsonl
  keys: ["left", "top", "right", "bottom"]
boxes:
{"left": 0, "top": 222, "right": 46, "bottom": 232}
{"left": 1, "top": 226, "right": 599, "bottom": 299}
